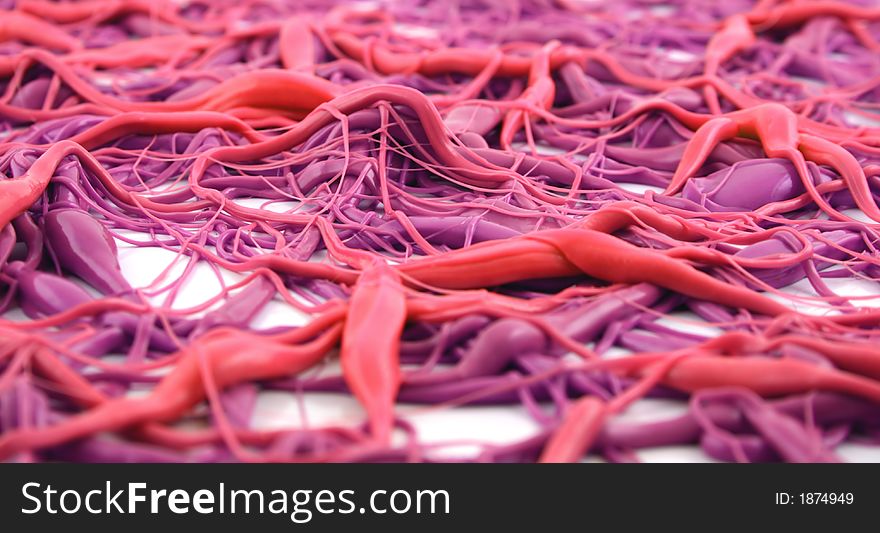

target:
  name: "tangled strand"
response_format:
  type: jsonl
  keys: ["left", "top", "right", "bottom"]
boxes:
{"left": 2, "top": 0, "right": 880, "bottom": 463}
